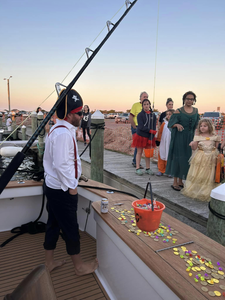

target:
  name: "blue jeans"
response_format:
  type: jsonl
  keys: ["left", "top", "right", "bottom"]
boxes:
{"left": 131, "top": 126, "right": 137, "bottom": 164}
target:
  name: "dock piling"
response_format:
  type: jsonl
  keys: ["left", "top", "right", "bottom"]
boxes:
{"left": 207, "top": 184, "right": 225, "bottom": 246}
{"left": 37, "top": 111, "right": 45, "bottom": 162}
{"left": 21, "top": 125, "right": 27, "bottom": 140}
{"left": 90, "top": 110, "right": 104, "bottom": 183}
{"left": 31, "top": 111, "right": 37, "bottom": 134}
{"left": 0, "top": 113, "right": 2, "bottom": 128}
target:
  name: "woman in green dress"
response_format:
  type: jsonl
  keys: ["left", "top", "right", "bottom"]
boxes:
{"left": 166, "top": 91, "right": 200, "bottom": 191}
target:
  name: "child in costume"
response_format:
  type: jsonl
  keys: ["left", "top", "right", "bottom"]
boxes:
{"left": 132, "top": 99, "right": 156, "bottom": 175}
{"left": 156, "top": 109, "right": 174, "bottom": 176}
{"left": 182, "top": 118, "right": 221, "bottom": 201}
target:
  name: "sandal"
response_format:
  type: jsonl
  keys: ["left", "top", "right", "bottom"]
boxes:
{"left": 171, "top": 185, "right": 181, "bottom": 191}
{"left": 179, "top": 184, "right": 184, "bottom": 188}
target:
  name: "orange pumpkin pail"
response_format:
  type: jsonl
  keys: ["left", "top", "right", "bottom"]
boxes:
{"left": 132, "top": 199, "right": 165, "bottom": 232}
{"left": 132, "top": 182, "right": 165, "bottom": 232}
{"left": 144, "top": 148, "right": 154, "bottom": 158}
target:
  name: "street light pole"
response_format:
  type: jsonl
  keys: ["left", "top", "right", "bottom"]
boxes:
{"left": 3, "top": 76, "right": 12, "bottom": 113}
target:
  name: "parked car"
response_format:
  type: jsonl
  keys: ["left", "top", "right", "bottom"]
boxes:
{"left": 17, "top": 110, "right": 28, "bottom": 116}
{"left": 115, "top": 114, "right": 123, "bottom": 123}
{"left": 115, "top": 113, "right": 130, "bottom": 123}
{"left": 202, "top": 112, "right": 223, "bottom": 129}
{"left": 121, "top": 113, "right": 130, "bottom": 123}
{"left": 106, "top": 113, "right": 116, "bottom": 119}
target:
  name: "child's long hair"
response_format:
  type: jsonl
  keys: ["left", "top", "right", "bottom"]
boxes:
{"left": 142, "top": 99, "right": 151, "bottom": 107}
{"left": 166, "top": 109, "right": 175, "bottom": 114}
{"left": 83, "top": 105, "right": 90, "bottom": 113}
{"left": 197, "top": 118, "right": 215, "bottom": 135}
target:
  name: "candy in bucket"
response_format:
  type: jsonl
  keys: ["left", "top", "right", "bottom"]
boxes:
{"left": 132, "top": 181, "right": 165, "bottom": 232}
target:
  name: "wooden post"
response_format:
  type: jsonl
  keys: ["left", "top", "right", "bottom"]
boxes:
{"left": 0, "top": 113, "right": 2, "bottom": 128}
{"left": 37, "top": 111, "right": 45, "bottom": 162}
{"left": 12, "top": 122, "right": 17, "bottom": 140}
{"left": 31, "top": 111, "right": 37, "bottom": 134}
{"left": 207, "top": 184, "right": 225, "bottom": 246}
{"left": 0, "top": 129, "right": 3, "bottom": 141}
{"left": 90, "top": 110, "right": 105, "bottom": 183}
{"left": 21, "top": 125, "right": 27, "bottom": 140}
{"left": 4, "top": 113, "right": 8, "bottom": 127}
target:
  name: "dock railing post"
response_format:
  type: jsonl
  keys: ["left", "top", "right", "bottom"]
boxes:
{"left": 90, "top": 110, "right": 104, "bottom": 183}
{"left": 207, "top": 183, "right": 225, "bottom": 246}
{"left": 12, "top": 122, "right": 17, "bottom": 140}
{"left": 21, "top": 125, "right": 27, "bottom": 140}
{"left": 11, "top": 113, "right": 17, "bottom": 140}
{"left": 37, "top": 111, "right": 45, "bottom": 162}
{"left": 4, "top": 113, "right": 8, "bottom": 128}
{"left": 31, "top": 111, "right": 37, "bottom": 134}
{"left": 0, "top": 112, "right": 2, "bottom": 128}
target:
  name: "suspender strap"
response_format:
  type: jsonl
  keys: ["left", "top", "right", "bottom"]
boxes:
{"left": 48, "top": 125, "right": 78, "bottom": 179}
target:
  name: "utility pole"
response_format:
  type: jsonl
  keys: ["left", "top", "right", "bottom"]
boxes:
{"left": 3, "top": 76, "right": 12, "bottom": 113}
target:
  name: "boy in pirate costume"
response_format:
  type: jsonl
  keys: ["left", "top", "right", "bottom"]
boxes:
{"left": 43, "top": 89, "right": 98, "bottom": 275}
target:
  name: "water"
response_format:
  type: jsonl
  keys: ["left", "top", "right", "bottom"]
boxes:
{"left": 0, "top": 153, "right": 42, "bottom": 182}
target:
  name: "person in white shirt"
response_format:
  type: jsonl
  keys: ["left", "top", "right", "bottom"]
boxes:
{"left": 6, "top": 116, "right": 12, "bottom": 131}
{"left": 43, "top": 89, "right": 98, "bottom": 275}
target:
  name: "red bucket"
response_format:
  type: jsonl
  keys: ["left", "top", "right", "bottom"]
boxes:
{"left": 132, "top": 199, "right": 165, "bottom": 232}
{"left": 144, "top": 148, "right": 154, "bottom": 158}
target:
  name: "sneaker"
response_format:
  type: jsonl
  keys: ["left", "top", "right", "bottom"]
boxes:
{"left": 167, "top": 174, "right": 173, "bottom": 178}
{"left": 84, "top": 142, "right": 87, "bottom": 146}
{"left": 136, "top": 168, "right": 143, "bottom": 175}
{"left": 156, "top": 172, "right": 163, "bottom": 176}
{"left": 145, "top": 169, "right": 154, "bottom": 175}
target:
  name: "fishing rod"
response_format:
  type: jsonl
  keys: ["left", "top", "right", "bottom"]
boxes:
{"left": 0, "top": 0, "right": 138, "bottom": 195}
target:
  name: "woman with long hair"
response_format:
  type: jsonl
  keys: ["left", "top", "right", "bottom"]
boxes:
{"left": 166, "top": 91, "right": 200, "bottom": 191}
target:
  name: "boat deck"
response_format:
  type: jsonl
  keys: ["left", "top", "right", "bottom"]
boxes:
{"left": 0, "top": 230, "right": 109, "bottom": 300}
{"left": 87, "top": 182, "right": 225, "bottom": 300}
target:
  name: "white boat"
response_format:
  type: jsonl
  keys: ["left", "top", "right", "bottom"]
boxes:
{"left": 1, "top": 177, "right": 225, "bottom": 300}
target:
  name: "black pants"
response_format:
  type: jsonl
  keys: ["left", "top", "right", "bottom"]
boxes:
{"left": 43, "top": 183, "right": 80, "bottom": 255}
{"left": 82, "top": 127, "right": 91, "bottom": 157}
{"left": 82, "top": 127, "right": 91, "bottom": 142}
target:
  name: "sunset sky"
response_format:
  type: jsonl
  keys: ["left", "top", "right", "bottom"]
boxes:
{"left": 0, "top": 0, "right": 224, "bottom": 114}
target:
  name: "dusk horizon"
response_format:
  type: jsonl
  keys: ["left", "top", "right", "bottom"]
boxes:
{"left": 1, "top": 0, "right": 224, "bottom": 114}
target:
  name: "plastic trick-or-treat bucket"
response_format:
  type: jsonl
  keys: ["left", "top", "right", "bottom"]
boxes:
{"left": 144, "top": 148, "right": 154, "bottom": 158}
{"left": 132, "top": 199, "right": 165, "bottom": 232}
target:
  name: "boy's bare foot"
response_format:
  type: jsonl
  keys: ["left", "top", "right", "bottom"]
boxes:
{"left": 46, "top": 259, "right": 66, "bottom": 272}
{"left": 74, "top": 258, "right": 98, "bottom": 276}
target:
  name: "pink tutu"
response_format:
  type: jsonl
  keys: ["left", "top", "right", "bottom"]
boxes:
{"left": 132, "top": 133, "right": 156, "bottom": 148}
